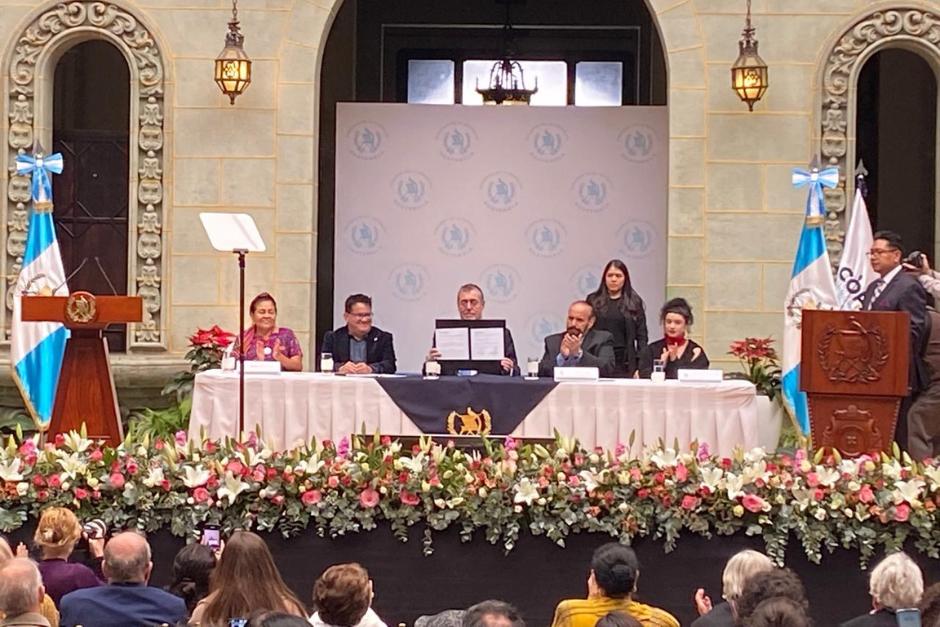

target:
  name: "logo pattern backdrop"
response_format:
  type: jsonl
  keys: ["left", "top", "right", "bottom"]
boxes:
{"left": 336, "top": 104, "right": 667, "bottom": 370}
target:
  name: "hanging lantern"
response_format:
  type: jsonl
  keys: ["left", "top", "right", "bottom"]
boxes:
{"left": 730, "top": 0, "right": 768, "bottom": 111}
{"left": 214, "top": 0, "right": 251, "bottom": 105}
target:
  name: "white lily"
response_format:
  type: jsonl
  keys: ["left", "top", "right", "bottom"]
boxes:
{"left": 0, "top": 458, "right": 23, "bottom": 482}
{"left": 744, "top": 448, "right": 767, "bottom": 464}
{"left": 839, "top": 459, "right": 860, "bottom": 477}
{"left": 893, "top": 479, "right": 926, "bottom": 506}
{"left": 650, "top": 448, "right": 678, "bottom": 468}
{"left": 791, "top": 487, "right": 814, "bottom": 510}
{"left": 513, "top": 478, "right": 539, "bottom": 505}
{"left": 181, "top": 466, "right": 210, "bottom": 488}
{"left": 142, "top": 467, "right": 165, "bottom": 488}
{"left": 923, "top": 465, "right": 940, "bottom": 491}
{"left": 814, "top": 467, "right": 841, "bottom": 488}
{"left": 57, "top": 453, "right": 87, "bottom": 480}
{"left": 724, "top": 473, "right": 746, "bottom": 500}
{"left": 399, "top": 454, "right": 425, "bottom": 474}
{"left": 699, "top": 467, "right": 724, "bottom": 491}
{"left": 62, "top": 432, "right": 92, "bottom": 453}
{"left": 217, "top": 471, "right": 249, "bottom": 506}
{"left": 882, "top": 459, "right": 902, "bottom": 480}
{"left": 579, "top": 470, "right": 599, "bottom": 493}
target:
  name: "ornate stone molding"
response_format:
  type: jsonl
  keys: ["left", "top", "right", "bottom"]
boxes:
{"left": 5, "top": 1, "right": 166, "bottom": 347}
{"left": 820, "top": 7, "right": 940, "bottom": 259}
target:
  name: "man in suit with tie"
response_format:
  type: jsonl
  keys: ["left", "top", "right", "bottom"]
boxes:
{"left": 861, "top": 230, "right": 928, "bottom": 450}
{"left": 538, "top": 300, "right": 616, "bottom": 377}
{"left": 321, "top": 293, "right": 397, "bottom": 374}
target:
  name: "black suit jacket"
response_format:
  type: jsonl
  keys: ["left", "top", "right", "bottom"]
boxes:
{"left": 839, "top": 609, "right": 898, "bottom": 627}
{"left": 690, "top": 601, "right": 734, "bottom": 627}
{"left": 538, "top": 328, "right": 616, "bottom": 377}
{"left": 321, "top": 325, "right": 397, "bottom": 374}
{"left": 861, "top": 270, "right": 928, "bottom": 393}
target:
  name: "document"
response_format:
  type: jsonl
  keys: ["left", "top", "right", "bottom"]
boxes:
{"left": 434, "top": 327, "right": 470, "bottom": 360}
{"left": 470, "top": 327, "right": 504, "bottom": 360}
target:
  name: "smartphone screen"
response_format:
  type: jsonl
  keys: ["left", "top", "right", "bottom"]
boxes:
{"left": 897, "top": 609, "right": 922, "bottom": 627}
{"left": 200, "top": 526, "right": 220, "bottom": 549}
{"left": 228, "top": 619, "right": 247, "bottom": 627}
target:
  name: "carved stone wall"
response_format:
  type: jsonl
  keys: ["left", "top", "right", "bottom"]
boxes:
{"left": 819, "top": 7, "right": 940, "bottom": 259}
{"left": 3, "top": 1, "right": 166, "bottom": 347}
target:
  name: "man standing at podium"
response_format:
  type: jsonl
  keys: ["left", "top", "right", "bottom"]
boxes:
{"left": 861, "top": 230, "right": 928, "bottom": 450}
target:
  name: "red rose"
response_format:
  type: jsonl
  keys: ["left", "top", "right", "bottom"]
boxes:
{"left": 126, "top": 460, "right": 139, "bottom": 475}
{"left": 302, "top": 489, "right": 322, "bottom": 506}
{"left": 109, "top": 473, "right": 125, "bottom": 489}
{"left": 380, "top": 435, "right": 392, "bottom": 446}
{"left": 894, "top": 503, "right": 911, "bottom": 522}
{"left": 37, "top": 489, "right": 48, "bottom": 501}
{"left": 73, "top": 487, "right": 89, "bottom": 500}
{"left": 400, "top": 490, "right": 420, "bottom": 506}
{"left": 47, "top": 475, "right": 61, "bottom": 488}
{"left": 32, "top": 475, "right": 45, "bottom": 487}
{"left": 637, "top": 488, "right": 650, "bottom": 499}
{"left": 193, "top": 487, "right": 210, "bottom": 503}
{"left": 206, "top": 476, "right": 219, "bottom": 490}
{"left": 681, "top": 494, "right": 699, "bottom": 510}
{"left": 328, "top": 475, "right": 339, "bottom": 489}
{"left": 54, "top": 434, "right": 65, "bottom": 447}
{"left": 359, "top": 488, "right": 380, "bottom": 508}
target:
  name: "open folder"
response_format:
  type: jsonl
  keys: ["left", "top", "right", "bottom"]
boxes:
{"left": 434, "top": 319, "right": 505, "bottom": 374}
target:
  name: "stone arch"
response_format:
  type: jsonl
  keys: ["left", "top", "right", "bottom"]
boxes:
{"left": 817, "top": 5, "right": 940, "bottom": 257}
{"left": 2, "top": 1, "right": 169, "bottom": 348}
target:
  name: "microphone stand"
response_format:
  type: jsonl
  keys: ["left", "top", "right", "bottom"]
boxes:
{"left": 235, "top": 248, "right": 247, "bottom": 435}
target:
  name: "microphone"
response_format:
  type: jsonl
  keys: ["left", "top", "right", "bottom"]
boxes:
{"left": 52, "top": 257, "right": 89, "bottom": 295}
{"left": 93, "top": 257, "right": 119, "bottom": 296}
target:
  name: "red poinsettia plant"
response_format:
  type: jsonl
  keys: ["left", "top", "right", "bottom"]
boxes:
{"left": 187, "top": 325, "right": 236, "bottom": 371}
{"left": 728, "top": 337, "right": 782, "bottom": 399}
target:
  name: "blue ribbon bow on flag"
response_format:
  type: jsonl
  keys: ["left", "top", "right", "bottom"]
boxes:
{"left": 792, "top": 165, "right": 839, "bottom": 223}
{"left": 15, "top": 150, "right": 64, "bottom": 206}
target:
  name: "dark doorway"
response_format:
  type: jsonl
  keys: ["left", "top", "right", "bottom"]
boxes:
{"left": 53, "top": 40, "right": 130, "bottom": 352}
{"left": 856, "top": 48, "right": 937, "bottom": 259}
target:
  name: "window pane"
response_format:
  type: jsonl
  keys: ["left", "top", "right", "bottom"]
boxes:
{"left": 462, "top": 60, "right": 567, "bottom": 106}
{"left": 575, "top": 62, "right": 623, "bottom": 106}
{"left": 407, "top": 60, "right": 455, "bottom": 104}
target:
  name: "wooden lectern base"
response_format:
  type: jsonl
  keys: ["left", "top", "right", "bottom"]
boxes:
{"left": 808, "top": 396, "right": 900, "bottom": 456}
{"left": 52, "top": 329, "right": 123, "bottom": 443}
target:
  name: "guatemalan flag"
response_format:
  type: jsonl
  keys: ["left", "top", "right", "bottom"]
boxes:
{"left": 10, "top": 150, "right": 68, "bottom": 428}
{"left": 782, "top": 166, "right": 839, "bottom": 434}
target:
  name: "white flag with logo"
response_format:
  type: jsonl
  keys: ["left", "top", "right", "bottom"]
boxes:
{"left": 835, "top": 188, "right": 876, "bottom": 310}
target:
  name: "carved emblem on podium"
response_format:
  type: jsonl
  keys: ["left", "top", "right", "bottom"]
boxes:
{"left": 817, "top": 317, "right": 888, "bottom": 383}
{"left": 821, "top": 404, "right": 883, "bottom": 456}
{"left": 65, "top": 292, "right": 97, "bottom": 324}
{"left": 446, "top": 407, "right": 492, "bottom": 436}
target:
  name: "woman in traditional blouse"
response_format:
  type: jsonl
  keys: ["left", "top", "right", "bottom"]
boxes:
{"left": 647, "top": 297, "right": 709, "bottom": 379}
{"left": 236, "top": 292, "right": 303, "bottom": 371}
{"left": 587, "top": 259, "right": 649, "bottom": 378}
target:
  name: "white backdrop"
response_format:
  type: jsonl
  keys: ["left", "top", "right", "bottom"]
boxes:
{"left": 334, "top": 104, "right": 668, "bottom": 372}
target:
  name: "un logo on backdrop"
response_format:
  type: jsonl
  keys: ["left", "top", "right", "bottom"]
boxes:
{"left": 481, "top": 265, "right": 520, "bottom": 303}
{"left": 347, "top": 122, "right": 386, "bottom": 159}
{"left": 527, "top": 312, "right": 565, "bottom": 345}
{"left": 617, "top": 221, "right": 656, "bottom": 258}
{"left": 392, "top": 171, "right": 431, "bottom": 210}
{"left": 390, "top": 264, "right": 429, "bottom": 301}
{"left": 437, "top": 123, "right": 477, "bottom": 161}
{"left": 570, "top": 265, "right": 601, "bottom": 298}
{"left": 527, "top": 124, "right": 567, "bottom": 161}
{"left": 343, "top": 217, "right": 385, "bottom": 255}
{"left": 572, "top": 174, "right": 611, "bottom": 212}
{"left": 619, "top": 125, "right": 656, "bottom": 162}
{"left": 481, "top": 172, "right": 520, "bottom": 212}
{"left": 526, "top": 220, "right": 566, "bottom": 257}
{"left": 435, "top": 219, "right": 475, "bottom": 256}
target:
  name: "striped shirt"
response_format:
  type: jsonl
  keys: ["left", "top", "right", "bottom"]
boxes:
{"left": 551, "top": 597, "right": 679, "bottom": 627}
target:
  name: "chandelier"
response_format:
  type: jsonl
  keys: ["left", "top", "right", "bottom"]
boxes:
{"left": 730, "top": 0, "right": 768, "bottom": 111}
{"left": 476, "top": 2, "right": 537, "bottom": 105}
{"left": 214, "top": 0, "right": 252, "bottom": 105}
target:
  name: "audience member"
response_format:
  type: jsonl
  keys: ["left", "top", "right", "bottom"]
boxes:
{"left": 840, "top": 552, "right": 924, "bottom": 627}
{"left": 0, "top": 558, "right": 49, "bottom": 627}
{"left": 920, "top": 582, "right": 940, "bottom": 627}
{"left": 537, "top": 301, "right": 616, "bottom": 377}
{"left": 248, "top": 610, "right": 312, "bottom": 627}
{"left": 733, "top": 568, "right": 808, "bottom": 625}
{"left": 32, "top": 508, "right": 103, "bottom": 605}
{"left": 596, "top": 612, "right": 643, "bottom": 627}
{"left": 415, "top": 609, "right": 465, "bottom": 627}
{"left": 550, "top": 543, "right": 678, "bottom": 627}
{"left": 321, "top": 294, "right": 397, "bottom": 374}
{"left": 310, "top": 563, "right": 386, "bottom": 627}
{"left": 745, "top": 598, "right": 812, "bottom": 627}
{"left": 0, "top": 540, "right": 57, "bottom": 626}
{"left": 59, "top": 531, "right": 187, "bottom": 627}
{"left": 167, "top": 542, "right": 216, "bottom": 614}
{"left": 692, "top": 549, "right": 774, "bottom": 626}
{"left": 463, "top": 600, "right": 525, "bottom": 627}
{"left": 190, "top": 530, "right": 306, "bottom": 624}
{"left": 586, "top": 259, "right": 650, "bottom": 378}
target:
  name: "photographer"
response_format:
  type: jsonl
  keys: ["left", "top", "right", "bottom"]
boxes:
{"left": 32, "top": 508, "right": 104, "bottom": 605}
{"left": 902, "top": 251, "right": 940, "bottom": 459}
{"left": 902, "top": 250, "right": 940, "bottom": 301}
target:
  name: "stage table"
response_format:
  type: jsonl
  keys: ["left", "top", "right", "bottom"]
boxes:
{"left": 189, "top": 371, "right": 759, "bottom": 455}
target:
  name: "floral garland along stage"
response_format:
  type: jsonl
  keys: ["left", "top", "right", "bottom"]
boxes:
{"left": 0, "top": 430, "right": 938, "bottom": 567}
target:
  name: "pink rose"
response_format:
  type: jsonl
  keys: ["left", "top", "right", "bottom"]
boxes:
{"left": 805, "top": 472, "right": 819, "bottom": 488}
{"left": 400, "top": 490, "right": 420, "bottom": 506}
{"left": 175, "top": 430, "right": 188, "bottom": 446}
{"left": 675, "top": 464, "right": 689, "bottom": 482}
{"left": 681, "top": 494, "right": 699, "bottom": 510}
{"left": 858, "top": 484, "right": 875, "bottom": 504}
{"left": 126, "top": 460, "right": 139, "bottom": 475}
{"left": 47, "top": 474, "right": 61, "bottom": 488}
{"left": 742, "top": 494, "right": 767, "bottom": 513}
{"left": 89, "top": 449, "right": 103, "bottom": 462}
{"left": 301, "top": 489, "right": 322, "bottom": 506}
{"left": 894, "top": 503, "right": 911, "bottom": 522}
{"left": 251, "top": 468, "right": 265, "bottom": 483}
{"left": 225, "top": 460, "right": 245, "bottom": 476}
{"left": 193, "top": 487, "right": 210, "bottom": 503}
{"left": 273, "top": 495, "right": 285, "bottom": 506}
{"left": 109, "top": 473, "right": 125, "bottom": 489}
{"left": 73, "top": 487, "right": 89, "bottom": 500}
{"left": 696, "top": 442, "right": 711, "bottom": 461}
{"left": 359, "top": 488, "right": 380, "bottom": 508}
{"left": 504, "top": 436, "right": 517, "bottom": 451}
{"left": 328, "top": 475, "right": 340, "bottom": 489}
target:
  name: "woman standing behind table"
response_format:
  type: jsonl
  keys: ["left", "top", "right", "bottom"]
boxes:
{"left": 646, "top": 297, "right": 709, "bottom": 379}
{"left": 235, "top": 292, "right": 303, "bottom": 371}
{"left": 587, "top": 259, "right": 650, "bottom": 378}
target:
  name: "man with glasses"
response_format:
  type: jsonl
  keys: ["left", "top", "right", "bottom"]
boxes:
{"left": 321, "top": 293, "right": 397, "bottom": 374}
{"left": 861, "top": 230, "right": 928, "bottom": 450}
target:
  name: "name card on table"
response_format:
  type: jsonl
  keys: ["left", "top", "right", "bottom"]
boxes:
{"left": 239, "top": 361, "right": 282, "bottom": 375}
{"left": 677, "top": 369, "right": 723, "bottom": 383}
{"left": 553, "top": 367, "right": 600, "bottom": 382}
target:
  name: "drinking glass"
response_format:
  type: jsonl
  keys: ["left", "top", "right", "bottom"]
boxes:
{"left": 526, "top": 357, "right": 539, "bottom": 379}
{"left": 320, "top": 352, "right": 334, "bottom": 374}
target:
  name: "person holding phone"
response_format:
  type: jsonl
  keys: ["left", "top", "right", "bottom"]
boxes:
{"left": 537, "top": 301, "right": 615, "bottom": 377}
{"left": 840, "top": 552, "right": 924, "bottom": 627}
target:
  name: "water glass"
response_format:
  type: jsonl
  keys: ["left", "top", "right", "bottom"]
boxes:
{"left": 424, "top": 359, "right": 441, "bottom": 379}
{"left": 526, "top": 357, "right": 539, "bottom": 379}
{"left": 651, "top": 359, "right": 666, "bottom": 383}
{"left": 320, "top": 352, "right": 334, "bottom": 374}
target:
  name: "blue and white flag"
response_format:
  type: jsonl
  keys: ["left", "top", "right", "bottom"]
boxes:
{"left": 782, "top": 170, "right": 839, "bottom": 434}
{"left": 11, "top": 150, "right": 68, "bottom": 428}
{"left": 835, "top": 187, "right": 876, "bottom": 310}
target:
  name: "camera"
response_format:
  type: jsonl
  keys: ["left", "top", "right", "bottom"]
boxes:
{"left": 905, "top": 250, "right": 926, "bottom": 268}
{"left": 82, "top": 519, "right": 107, "bottom": 540}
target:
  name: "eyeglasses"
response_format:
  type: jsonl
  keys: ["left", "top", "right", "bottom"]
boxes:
{"left": 868, "top": 248, "right": 899, "bottom": 256}
{"left": 349, "top": 312, "right": 373, "bottom": 319}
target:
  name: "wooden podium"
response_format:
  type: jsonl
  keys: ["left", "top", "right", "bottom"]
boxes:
{"left": 800, "top": 309, "right": 909, "bottom": 456}
{"left": 21, "top": 292, "right": 143, "bottom": 444}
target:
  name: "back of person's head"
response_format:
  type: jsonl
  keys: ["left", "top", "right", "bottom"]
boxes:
{"left": 415, "top": 609, "right": 465, "bottom": 627}
{"left": 34, "top": 507, "right": 81, "bottom": 554}
{"left": 0, "top": 558, "right": 44, "bottom": 617}
{"left": 734, "top": 568, "right": 808, "bottom": 624}
{"left": 723, "top": 550, "right": 774, "bottom": 602}
{"left": 103, "top": 531, "right": 152, "bottom": 583}
{"left": 921, "top": 582, "right": 940, "bottom": 627}
{"left": 745, "top": 597, "right": 812, "bottom": 627}
{"left": 596, "top": 611, "right": 642, "bottom": 627}
{"left": 248, "top": 610, "right": 312, "bottom": 627}
{"left": 312, "top": 563, "right": 372, "bottom": 627}
{"left": 169, "top": 543, "right": 216, "bottom": 613}
{"left": 869, "top": 552, "right": 923, "bottom": 610}
{"left": 462, "top": 600, "right": 525, "bottom": 627}
{"left": 204, "top": 530, "right": 305, "bottom": 624}
{"left": 590, "top": 543, "right": 640, "bottom": 599}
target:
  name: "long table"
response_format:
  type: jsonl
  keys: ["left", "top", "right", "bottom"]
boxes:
{"left": 189, "top": 371, "right": 761, "bottom": 455}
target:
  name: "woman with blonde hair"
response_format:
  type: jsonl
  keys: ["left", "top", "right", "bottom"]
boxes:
{"left": 841, "top": 552, "right": 924, "bottom": 626}
{"left": 32, "top": 507, "right": 103, "bottom": 605}
{"left": 190, "top": 530, "right": 306, "bottom": 625}
{"left": 692, "top": 549, "right": 774, "bottom": 625}
{"left": 0, "top": 537, "right": 60, "bottom": 626}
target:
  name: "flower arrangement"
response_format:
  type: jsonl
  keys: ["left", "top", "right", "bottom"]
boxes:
{"left": 0, "top": 429, "right": 938, "bottom": 567}
{"left": 728, "top": 337, "right": 782, "bottom": 399}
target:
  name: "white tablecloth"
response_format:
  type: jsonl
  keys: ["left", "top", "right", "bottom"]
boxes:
{"left": 189, "top": 371, "right": 759, "bottom": 455}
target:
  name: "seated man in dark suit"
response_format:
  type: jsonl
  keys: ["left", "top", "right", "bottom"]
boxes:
{"left": 59, "top": 531, "right": 187, "bottom": 627}
{"left": 538, "top": 300, "right": 616, "bottom": 377}
{"left": 861, "top": 230, "right": 929, "bottom": 450}
{"left": 321, "top": 293, "right": 396, "bottom": 374}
